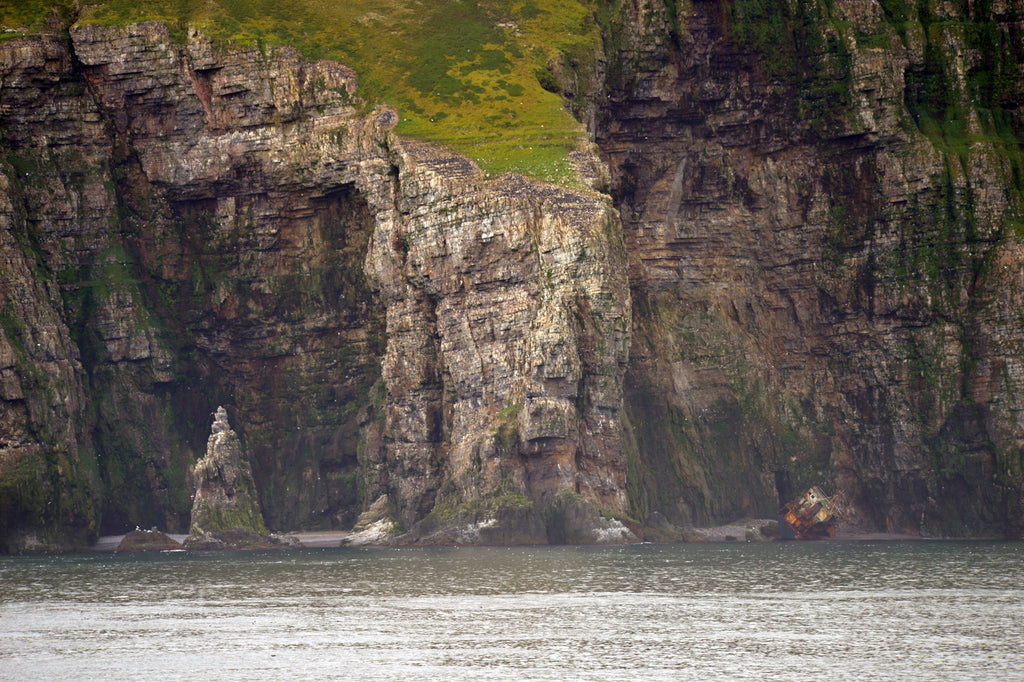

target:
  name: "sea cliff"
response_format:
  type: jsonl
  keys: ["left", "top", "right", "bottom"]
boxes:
{"left": 1, "top": 0, "right": 1022, "bottom": 550}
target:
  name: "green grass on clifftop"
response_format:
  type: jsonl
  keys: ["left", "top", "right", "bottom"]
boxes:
{"left": 2, "top": 0, "right": 600, "bottom": 185}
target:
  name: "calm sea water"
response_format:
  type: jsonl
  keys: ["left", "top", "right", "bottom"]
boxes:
{"left": 1, "top": 541, "right": 1022, "bottom": 681}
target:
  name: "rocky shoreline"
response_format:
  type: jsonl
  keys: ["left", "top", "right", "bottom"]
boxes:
{"left": 89, "top": 522, "right": 941, "bottom": 552}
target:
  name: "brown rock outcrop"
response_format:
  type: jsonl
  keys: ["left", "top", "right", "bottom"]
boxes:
{"left": 115, "top": 528, "right": 183, "bottom": 553}
{"left": 0, "top": 19, "right": 630, "bottom": 547}
{"left": 594, "top": 0, "right": 1024, "bottom": 536}
{"left": 365, "top": 143, "right": 631, "bottom": 531}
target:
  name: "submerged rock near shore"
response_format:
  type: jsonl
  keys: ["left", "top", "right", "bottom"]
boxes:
{"left": 115, "top": 528, "right": 183, "bottom": 553}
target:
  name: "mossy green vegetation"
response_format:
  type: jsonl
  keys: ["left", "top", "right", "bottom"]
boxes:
{"left": 3, "top": 0, "right": 602, "bottom": 184}
{"left": 901, "top": 0, "right": 1024, "bottom": 228}
{"left": 0, "top": 450, "right": 46, "bottom": 550}
{"left": 427, "top": 489, "right": 534, "bottom": 525}
{"left": 414, "top": 485, "right": 538, "bottom": 542}
{"left": 0, "top": 0, "right": 73, "bottom": 33}
{"left": 724, "top": 0, "right": 853, "bottom": 134}
{"left": 190, "top": 497, "right": 267, "bottom": 536}
{"left": 494, "top": 400, "right": 523, "bottom": 453}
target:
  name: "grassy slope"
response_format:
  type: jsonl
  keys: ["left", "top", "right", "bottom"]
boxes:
{"left": 1, "top": 0, "right": 600, "bottom": 185}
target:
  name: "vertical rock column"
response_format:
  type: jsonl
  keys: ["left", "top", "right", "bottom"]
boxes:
{"left": 364, "top": 141, "right": 632, "bottom": 539}
{"left": 186, "top": 407, "right": 281, "bottom": 549}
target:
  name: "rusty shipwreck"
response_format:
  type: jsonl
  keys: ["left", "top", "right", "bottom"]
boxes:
{"left": 778, "top": 487, "right": 844, "bottom": 540}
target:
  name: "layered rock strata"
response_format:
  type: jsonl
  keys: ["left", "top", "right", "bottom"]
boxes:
{"left": 0, "top": 20, "right": 630, "bottom": 549}
{"left": 594, "top": 0, "right": 1024, "bottom": 536}
{"left": 2, "top": 0, "right": 1024, "bottom": 549}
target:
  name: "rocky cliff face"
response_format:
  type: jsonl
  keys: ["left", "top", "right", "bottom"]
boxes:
{"left": 595, "top": 0, "right": 1024, "bottom": 536}
{"left": 1, "top": 1, "right": 1023, "bottom": 550}
{"left": 0, "top": 19, "right": 630, "bottom": 550}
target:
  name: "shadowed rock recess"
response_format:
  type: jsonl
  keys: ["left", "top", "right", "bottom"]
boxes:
{"left": 1, "top": 1, "right": 1023, "bottom": 550}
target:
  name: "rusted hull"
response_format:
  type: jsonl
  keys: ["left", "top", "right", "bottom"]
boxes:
{"left": 778, "top": 487, "right": 843, "bottom": 540}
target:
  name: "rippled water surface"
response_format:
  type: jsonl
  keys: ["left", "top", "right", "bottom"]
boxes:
{"left": 2, "top": 541, "right": 1022, "bottom": 680}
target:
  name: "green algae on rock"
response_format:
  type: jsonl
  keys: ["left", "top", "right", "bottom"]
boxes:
{"left": 184, "top": 407, "right": 271, "bottom": 549}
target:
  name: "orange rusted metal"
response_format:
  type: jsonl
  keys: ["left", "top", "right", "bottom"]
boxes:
{"left": 778, "top": 486, "right": 844, "bottom": 540}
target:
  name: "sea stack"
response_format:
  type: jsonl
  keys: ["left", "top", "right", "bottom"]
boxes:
{"left": 185, "top": 407, "right": 281, "bottom": 549}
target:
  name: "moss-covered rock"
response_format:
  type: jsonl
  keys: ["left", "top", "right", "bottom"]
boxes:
{"left": 398, "top": 490, "right": 548, "bottom": 546}
{"left": 184, "top": 407, "right": 273, "bottom": 549}
{"left": 543, "top": 489, "right": 639, "bottom": 545}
